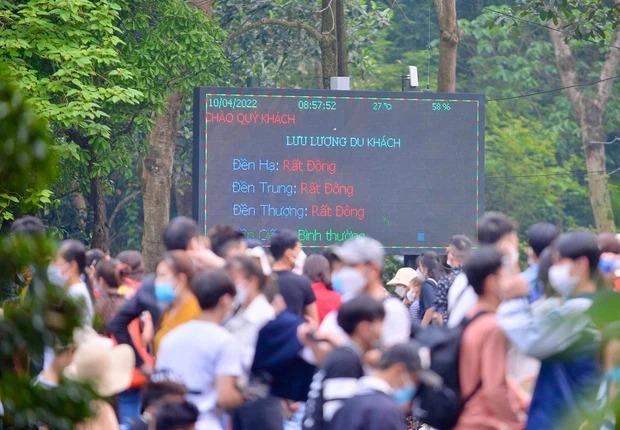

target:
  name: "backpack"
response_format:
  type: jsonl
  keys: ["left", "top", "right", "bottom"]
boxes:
{"left": 413, "top": 311, "right": 488, "bottom": 429}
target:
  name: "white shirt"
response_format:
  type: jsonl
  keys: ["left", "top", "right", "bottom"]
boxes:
{"left": 68, "top": 281, "right": 94, "bottom": 327}
{"left": 156, "top": 320, "right": 243, "bottom": 430}
{"left": 224, "top": 294, "right": 274, "bottom": 372}
{"left": 446, "top": 273, "right": 477, "bottom": 328}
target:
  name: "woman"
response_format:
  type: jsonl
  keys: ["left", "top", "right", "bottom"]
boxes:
{"left": 416, "top": 252, "right": 445, "bottom": 325}
{"left": 153, "top": 251, "right": 199, "bottom": 353}
{"left": 48, "top": 240, "right": 94, "bottom": 327}
{"left": 94, "top": 259, "right": 125, "bottom": 331}
{"left": 225, "top": 256, "right": 280, "bottom": 430}
{"left": 303, "top": 254, "right": 341, "bottom": 323}
{"left": 117, "top": 250, "right": 145, "bottom": 297}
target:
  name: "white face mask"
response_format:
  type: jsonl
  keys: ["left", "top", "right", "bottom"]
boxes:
{"left": 234, "top": 282, "right": 249, "bottom": 308}
{"left": 548, "top": 263, "right": 579, "bottom": 297}
{"left": 406, "top": 289, "right": 417, "bottom": 302}
{"left": 331, "top": 267, "right": 366, "bottom": 300}
{"left": 395, "top": 286, "right": 406, "bottom": 298}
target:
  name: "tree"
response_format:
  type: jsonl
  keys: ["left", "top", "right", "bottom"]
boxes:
{"left": 435, "top": 0, "right": 459, "bottom": 92}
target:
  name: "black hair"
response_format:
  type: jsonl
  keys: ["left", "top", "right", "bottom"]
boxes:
{"left": 226, "top": 255, "right": 267, "bottom": 290}
{"left": 117, "top": 250, "right": 145, "bottom": 280}
{"left": 417, "top": 251, "right": 446, "bottom": 281}
{"left": 95, "top": 258, "right": 120, "bottom": 289}
{"left": 537, "top": 245, "right": 556, "bottom": 296}
{"left": 10, "top": 215, "right": 46, "bottom": 235}
{"left": 598, "top": 232, "right": 620, "bottom": 254}
{"left": 463, "top": 246, "right": 503, "bottom": 296}
{"left": 337, "top": 296, "right": 385, "bottom": 335}
{"left": 140, "top": 379, "right": 187, "bottom": 413}
{"left": 163, "top": 216, "right": 199, "bottom": 251}
{"left": 303, "top": 254, "right": 331, "bottom": 285}
{"left": 269, "top": 229, "right": 299, "bottom": 261}
{"left": 527, "top": 223, "right": 561, "bottom": 258}
{"left": 477, "top": 212, "right": 517, "bottom": 245}
{"left": 59, "top": 239, "right": 86, "bottom": 274}
{"left": 155, "top": 400, "right": 199, "bottom": 430}
{"left": 556, "top": 231, "right": 601, "bottom": 276}
{"left": 208, "top": 224, "right": 245, "bottom": 258}
{"left": 85, "top": 248, "right": 105, "bottom": 268}
{"left": 190, "top": 269, "right": 236, "bottom": 310}
{"left": 449, "top": 234, "right": 473, "bottom": 261}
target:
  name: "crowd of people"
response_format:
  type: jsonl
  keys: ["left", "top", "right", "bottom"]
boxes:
{"left": 7, "top": 212, "right": 620, "bottom": 429}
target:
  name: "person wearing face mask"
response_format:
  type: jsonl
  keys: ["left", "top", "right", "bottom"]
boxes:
{"left": 303, "top": 296, "right": 385, "bottom": 430}
{"left": 498, "top": 231, "right": 602, "bottom": 429}
{"left": 417, "top": 252, "right": 446, "bottom": 325}
{"left": 152, "top": 251, "right": 199, "bottom": 354}
{"left": 270, "top": 230, "right": 318, "bottom": 323}
{"left": 48, "top": 239, "right": 94, "bottom": 327}
{"left": 328, "top": 342, "right": 439, "bottom": 430}
{"left": 224, "top": 256, "right": 280, "bottom": 430}
{"left": 304, "top": 254, "right": 341, "bottom": 324}
{"left": 455, "top": 247, "right": 526, "bottom": 430}
{"left": 387, "top": 267, "right": 423, "bottom": 324}
{"left": 156, "top": 269, "right": 244, "bottom": 430}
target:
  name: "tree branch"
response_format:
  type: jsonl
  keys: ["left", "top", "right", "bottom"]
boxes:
{"left": 548, "top": 25, "right": 584, "bottom": 118}
{"left": 597, "top": 27, "right": 620, "bottom": 111}
{"left": 224, "top": 18, "right": 323, "bottom": 49}
{"left": 108, "top": 191, "right": 140, "bottom": 228}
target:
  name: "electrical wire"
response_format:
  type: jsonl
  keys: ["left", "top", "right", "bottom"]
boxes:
{"left": 488, "top": 75, "right": 620, "bottom": 101}
{"left": 486, "top": 168, "right": 620, "bottom": 180}
{"left": 486, "top": 8, "right": 620, "bottom": 52}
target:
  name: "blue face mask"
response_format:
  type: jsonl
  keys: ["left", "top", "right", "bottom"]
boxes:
{"left": 392, "top": 383, "right": 417, "bottom": 406}
{"left": 155, "top": 282, "right": 176, "bottom": 304}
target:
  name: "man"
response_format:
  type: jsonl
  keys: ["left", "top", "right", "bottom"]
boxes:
{"left": 428, "top": 235, "right": 472, "bottom": 324}
{"left": 303, "top": 296, "right": 385, "bottom": 430}
{"left": 498, "top": 231, "right": 602, "bottom": 429}
{"left": 156, "top": 270, "right": 244, "bottom": 430}
{"left": 522, "top": 223, "right": 560, "bottom": 302}
{"left": 328, "top": 343, "right": 438, "bottom": 430}
{"left": 325, "top": 237, "right": 411, "bottom": 347}
{"left": 448, "top": 212, "right": 518, "bottom": 328}
{"left": 154, "top": 400, "right": 199, "bottom": 430}
{"left": 127, "top": 378, "right": 187, "bottom": 430}
{"left": 455, "top": 247, "right": 525, "bottom": 430}
{"left": 208, "top": 224, "right": 247, "bottom": 259}
{"left": 270, "top": 230, "right": 318, "bottom": 322}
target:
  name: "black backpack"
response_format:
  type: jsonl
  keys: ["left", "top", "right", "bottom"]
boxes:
{"left": 413, "top": 311, "right": 488, "bottom": 430}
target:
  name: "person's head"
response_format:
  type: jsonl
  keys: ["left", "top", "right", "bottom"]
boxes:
{"left": 163, "top": 217, "right": 201, "bottom": 251}
{"left": 95, "top": 258, "right": 121, "bottom": 291}
{"left": 323, "top": 247, "right": 344, "bottom": 274}
{"left": 387, "top": 267, "right": 418, "bottom": 299}
{"left": 463, "top": 246, "right": 504, "bottom": 306}
{"left": 117, "top": 250, "right": 145, "bottom": 281}
{"left": 377, "top": 343, "right": 440, "bottom": 409}
{"left": 446, "top": 235, "right": 473, "bottom": 268}
{"left": 598, "top": 232, "right": 620, "bottom": 255}
{"left": 155, "top": 400, "right": 198, "bottom": 430}
{"left": 207, "top": 225, "right": 246, "bottom": 259}
{"left": 303, "top": 254, "right": 331, "bottom": 287}
{"left": 190, "top": 269, "right": 236, "bottom": 320}
{"left": 140, "top": 378, "right": 186, "bottom": 415}
{"left": 416, "top": 252, "right": 445, "bottom": 281}
{"left": 337, "top": 295, "right": 385, "bottom": 351}
{"left": 477, "top": 212, "right": 519, "bottom": 257}
{"left": 269, "top": 229, "right": 301, "bottom": 269}
{"left": 49, "top": 239, "right": 86, "bottom": 287}
{"left": 333, "top": 237, "right": 385, "bottom": 287}
{"left": 549, "top": 231, "right": 600, "bottom": 297}
{"left": 10, "top": 215, "right": 46, "bottom": 235}
{"left": 526, "top": 223, "right": 560, "bottom": 263}
{"left": 226, "top": 255, "right": 267, "bottom": 308}
{"left": 155, "top": 251, "right": 195, "bottom": 305}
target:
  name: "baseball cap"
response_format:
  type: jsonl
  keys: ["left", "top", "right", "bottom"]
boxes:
{"left": 333, "top": 237, "right": 385, "bottom": 267}
{"left": 379, "top": 342, "right": 442, "bottom": 388}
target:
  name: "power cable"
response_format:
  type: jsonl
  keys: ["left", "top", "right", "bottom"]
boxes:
{"left": 488, "top": 75, "right": 619, "bottom": 101}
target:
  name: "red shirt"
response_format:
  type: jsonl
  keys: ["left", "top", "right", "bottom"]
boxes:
{"left": 311, "top": 281, "right": 342, "bottom": 323}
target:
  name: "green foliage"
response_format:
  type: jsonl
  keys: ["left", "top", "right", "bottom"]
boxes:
{"left": 0, "top": 75, "right": 95, "bottom": 429}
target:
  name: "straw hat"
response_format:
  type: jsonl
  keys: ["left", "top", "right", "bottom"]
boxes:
{"left": 64, "top": 336, "right": 134, "bottom": 397}
{"left": 387, "top": 267, "right": 423, "bottom": 287}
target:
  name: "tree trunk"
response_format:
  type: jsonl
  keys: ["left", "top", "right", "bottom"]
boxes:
{"left": 435, "top": 0, "right": 459, "bottom": 92}
{"left": 320, "top": 0, "right": 337, "bottom": 88}
{"left": 173, "top": 168, "right": 193, "bottom": 217}
{"left": 335, "top": 0, "right": 347, "bottom": 76}
{"left": 141, "top": 93, "right": 183, "bottom": 271}
{"left": 549, "top": 27, "right": 619, "bottom": 231}
{"left": 91, "top": 176, "right": 109, "bottom": 251}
